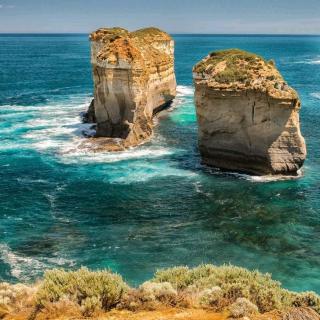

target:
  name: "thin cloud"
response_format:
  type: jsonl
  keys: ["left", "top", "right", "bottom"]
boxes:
{"left": 0, "top": 4, "right": 15, "bottom": 9}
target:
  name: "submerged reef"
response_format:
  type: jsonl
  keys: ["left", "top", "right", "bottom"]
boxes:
{"left": 84, "top": 27, "right": 176, "bottom": 151}
{"left": 2, "top": 264, "right": 320, "bottom": 319}
{"left": 193, "top": 49, "right": 306, "bottom": 175}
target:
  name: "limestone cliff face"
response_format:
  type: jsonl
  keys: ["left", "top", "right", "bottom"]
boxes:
{"left": 193, "top": 49, "right": 306, "bottom": 175}
{"left": 88, "top": 27, "right": 176, "bottom": 149}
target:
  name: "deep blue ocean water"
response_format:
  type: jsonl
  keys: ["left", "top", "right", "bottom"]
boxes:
{"left": 0, "top": 34, "right": 320, "bottom": 292}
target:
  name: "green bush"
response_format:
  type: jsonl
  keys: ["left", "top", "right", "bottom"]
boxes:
{"left": 214, "top": 69, "right": 249, "bottom": 84}
{"left": 199, "top": 286, "right": 224, "bottom": 310}
{"left": 153, "top": 266, "right": 191, "bottom": 290}
{"left": 36, "top": 267, "right": 128, "bottom": 315}
{"left": 152, "top": 264, "right": 320, "bottom": 313}
{"left": 228, "top": 297, "right": 258, "bottom": 318}
{"left": 193, "top": 49, "right": 282, "bottom": 85}
{"left": 17, "top": 264, "right": 320, "bottom": 318}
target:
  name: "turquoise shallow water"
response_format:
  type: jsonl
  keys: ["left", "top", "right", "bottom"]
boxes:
{"left": 0, "top": 34, "right": 320, "bottom": 292}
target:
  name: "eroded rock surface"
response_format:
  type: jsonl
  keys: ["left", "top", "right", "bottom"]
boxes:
{"left": 86, "top": 27, "right": 176, "bottom": 150}
{"left": 193, "top": 49, "right": 306, "bottom": 175}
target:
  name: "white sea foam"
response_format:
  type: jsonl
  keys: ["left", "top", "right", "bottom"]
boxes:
{"left": 311, "top": 92, "right": 320, "bottom": 99}
{"left": 295, "top": 58, "right": 320, "bottom": 65}
{"left": 0, "top": 101, "right": 90, "bottom": 113}
{"left": 308, "top": 60, "right": 320, "bottom": 65}
{"left": 0, "top": 87, "right": 196, "bottom": 166}
{"left": 176, "top": 85, "right": 194, "bottom": 96}
{"left": 16, "top": 178, "right": 51, "bottom": 184}
{"left": 107, "top": 163, "right": 198, "bottom": 184}
{"left": 23, "top": 127, "right": 75, "bottom": 139}
{"left": 235, "top": 169, "right": 304, "bottom": 183}
{"left": 167, "top": 85, "right": 194, "bottom": 112}
{"left": 205, "top": 165, "right": 304, "bottom": 183}
{"left": 60, "top": 146, "right": 174, "bottom": 164}
{"left": 0, "top": 244, "right": 45, "bottom": 280}
{"left": 0, "top": 243, "right": 74, "bottom": 281}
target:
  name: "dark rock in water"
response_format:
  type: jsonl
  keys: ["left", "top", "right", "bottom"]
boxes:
{"left": 82, "top": 99, "right": 96, "bottom": 123}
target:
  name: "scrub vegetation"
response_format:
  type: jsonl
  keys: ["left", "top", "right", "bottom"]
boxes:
{"left": 1, "top": 264, "right": 319, "bottom": 319}
{"left": 193, "top": 49, "right": 282, "bottom": 84}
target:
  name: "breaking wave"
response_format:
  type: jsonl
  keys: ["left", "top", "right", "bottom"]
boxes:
{"left": 0, "top": 244, "right": 74, "bottom": 281}
{"left": 176, "top": 85, "right": 194, "bottom": 96}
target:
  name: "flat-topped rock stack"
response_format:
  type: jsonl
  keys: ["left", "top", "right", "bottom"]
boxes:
{"left": 86, "top": 27, "right": 176, "bottom": 150}
{"left": 193, "top": 49, "right": 307, "bottom": 175}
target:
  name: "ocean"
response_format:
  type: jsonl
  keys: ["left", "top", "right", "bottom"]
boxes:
{"left": 0, "top": 34, "right": 320, "bottom": 292}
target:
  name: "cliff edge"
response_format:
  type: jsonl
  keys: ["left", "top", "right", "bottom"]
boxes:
{"left": 193, "top": 49, "right": 306, "bottom": 175}
{"left": 86, "top": 27, "right": 176, "bottom": 150}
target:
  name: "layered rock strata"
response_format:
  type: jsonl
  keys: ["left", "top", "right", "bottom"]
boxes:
{"left": 193, "top": 49, "right": 306, "bottom": 175}
{"left": 86, "top": 27, "right": 176, "bottom": 149}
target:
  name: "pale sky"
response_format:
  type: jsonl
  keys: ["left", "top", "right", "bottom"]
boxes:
{"left": 0, "top": 0, "right": 319, "bottom": 34}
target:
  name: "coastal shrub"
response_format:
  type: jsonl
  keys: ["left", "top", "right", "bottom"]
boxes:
{"left": 228, "top": 297, "right": 258, "bottom": 318}
{"left": 118, "top": 281, "right": 178, "bottom": 311}
{"left": 292, "top": 291, "right": 320, "bottom": 314}
{"left": 139, "top": 281, "right": 177, "bottom": 303}
{"left": 222, "top": 282, "right": 250, "bottom": 302}
{"left": 5, "top": 263, "right": 320, "bottom": 318}
{"left": 199, "top": 286, "right": 225, "bottom": 310}
{"left": 0, "top": 282, "right": 33, "bottom": 306}
{"left": 268, "top": 59, "right": 276, "bottom": 66}
{"left": 152, "top": 264, "right": 299, "bottom": 312}
{"left": 36, "top": 267, "right": 128, "bottom": 315}
{"left": 214, "top": 69, "right": 249, "bottom": 84}
{"left": 35, "top": 297, "right": 81, "bottom": 319}
{"left": 80, "top": 296, "right": 102, "bottom": 316}
{"left": 193, "top": 49, "right": 270, "bottom": 84}
{"left": 117, "top": 289, "right": 144, "bottom": 311}
{"left": 153, "top": 266, "right": 191, "bottom": 290}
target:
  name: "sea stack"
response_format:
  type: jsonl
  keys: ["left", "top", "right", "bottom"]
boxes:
{"left": 86, "top": 27, "right": 176, "bottom": 150}
{"left": 193, "top": 49, "right": 306, "bottom": 175}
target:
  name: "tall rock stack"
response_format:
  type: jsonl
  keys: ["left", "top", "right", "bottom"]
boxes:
{"left": 87, "top": 27, "right": 176, "bottom": 149}
{"left": 193, "top": 49, "right": 306, "bottom": 175}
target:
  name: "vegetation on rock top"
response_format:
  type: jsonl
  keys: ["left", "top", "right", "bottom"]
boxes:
{"left": 193, "top": 49, "right": 289, "bottom": 91}
{"left": 90, "top": 27, "right": 172, "bottom": 43}
{"left": 90, "top": 26, "right": 173, "bottom": 68}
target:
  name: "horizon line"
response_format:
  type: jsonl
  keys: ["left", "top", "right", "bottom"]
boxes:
{"left": 0, "top": 32, "right": 319, "bottom": 36}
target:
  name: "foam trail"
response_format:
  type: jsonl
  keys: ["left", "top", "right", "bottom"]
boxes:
{"left": 59, "top": 146, "right": 174, "bottom": 164}
{"left": 295, "top": 58, "right": 320, "bottom": 65}
{"left": 311, "top": 93, "right": 320, "bottom": 99}
{"left": 229, "top": 170, "right": 304, "bottom": 183}
{"left": 309, "top": 60, "right": 320, "bottom": 65}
